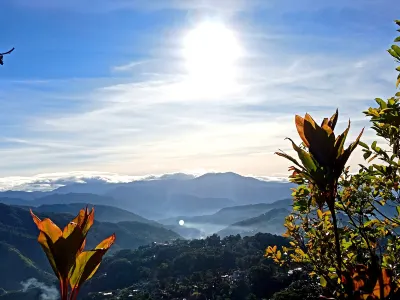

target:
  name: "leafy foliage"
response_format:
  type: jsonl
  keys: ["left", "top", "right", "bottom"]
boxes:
{"left": 387, "top": 20, "right": 400, "bottom": 87}
{"left": 30, "top": 207, "right": 115, "bottom": 300}
{"left": 271, "top": 278, "right": 322, "bottom": 300}
{"left": 266, "top": 20, "right": 400, "bottom": 300}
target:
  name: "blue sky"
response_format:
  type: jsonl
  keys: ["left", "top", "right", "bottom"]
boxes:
{"left": 0, "top": 0, "right": 399, "bottom": 188}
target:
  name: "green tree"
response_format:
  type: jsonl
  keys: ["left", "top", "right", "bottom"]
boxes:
{"left": 271, "top": 279, "right": 322, "bottom": 300}
{"left": 266, "top": 20, "right": 400, "bottom": 300}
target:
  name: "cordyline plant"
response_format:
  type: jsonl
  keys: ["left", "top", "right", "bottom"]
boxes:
{"left": 265, "top": 20, "right": 400, "bottom": 300}
{"left": 30, "top": 206, "right": 115, "bottom": 300}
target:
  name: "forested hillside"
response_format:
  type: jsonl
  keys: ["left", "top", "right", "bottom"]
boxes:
{"left": 0, "top": 203, "right": 181, "bottom": 291}
{"left": 79, "top": 233, "right": 320, "bottom": 300}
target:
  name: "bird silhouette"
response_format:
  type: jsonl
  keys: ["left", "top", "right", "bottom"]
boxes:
{"left": 0, "top": 47, "right": 14, "bottom": 65}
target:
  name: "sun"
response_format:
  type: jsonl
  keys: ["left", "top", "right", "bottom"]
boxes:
{"left": 182, "top": 21, "right": 241, "bottom": 94}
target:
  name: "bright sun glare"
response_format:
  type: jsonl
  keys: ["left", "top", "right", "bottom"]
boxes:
{"left": 182, "top": 22, "right": 241, "bottom": 95}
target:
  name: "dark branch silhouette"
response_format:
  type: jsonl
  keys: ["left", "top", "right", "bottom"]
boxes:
{"left": 0, "top": 47, "right": 15, "bottom": 65}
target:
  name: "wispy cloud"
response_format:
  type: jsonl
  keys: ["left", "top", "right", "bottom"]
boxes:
{"left": 0, "top": 0, "right": 398, "bottom": 179}
{"left": 4, "top": 49, "right": 393, "bottom": 177}
{"left": 0, "top": 171, "right": 148, "bottom": 191}
{"left": 112, "top": 60, "right": 149, "bottom": 72}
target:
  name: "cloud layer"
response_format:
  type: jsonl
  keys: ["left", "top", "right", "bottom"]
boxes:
{"left": 0, "top": 171, "right": 289, "bottom": 192}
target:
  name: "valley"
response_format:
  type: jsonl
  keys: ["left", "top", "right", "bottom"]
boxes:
{"left": 0, "top": 172, "right": 295, "bottom": 299}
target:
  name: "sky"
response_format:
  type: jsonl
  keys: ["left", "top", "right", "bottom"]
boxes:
{"left": 0, "top": 0, "right": 399, "bottom": 187}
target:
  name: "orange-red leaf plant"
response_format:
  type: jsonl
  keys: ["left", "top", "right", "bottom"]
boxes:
{"left": 30, "top": 206, "right": 115, "bottom": 300}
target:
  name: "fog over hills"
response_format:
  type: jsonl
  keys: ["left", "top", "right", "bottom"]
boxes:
{"left": 159, "top": 198, "right": 292, "bottom": 238}
{"left": 217, "top": 207, "right": 290, "bottom": 237}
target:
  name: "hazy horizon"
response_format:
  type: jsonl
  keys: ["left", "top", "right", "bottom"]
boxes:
{"left": 0, "top": 170, "right": 291, "bottom": 192}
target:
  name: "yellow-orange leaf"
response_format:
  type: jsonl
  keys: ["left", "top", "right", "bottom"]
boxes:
{"left": 295, "top": 115, "right": 310, "bottom": 147}
{"left": 69, "top": 234, "right": 116, "bottom": 290}
{"left": 30, "top": 208, "right": 89, "bottom": 281}
{"left": 304, "top": 113, "right": 317, "bottom": 129}
{"left": 38, "top": 218, "right": 63, "bottom": 243}
{"left": 31, "top": 209, "right": 41, "bottom": 226}
{"left": 63, "top": 207, "right": 95, "bottom": 238}
{"left": 371, "top": 269, "right": 391, "bottom": 299}
{"left": 31, "top": 206, "right": 116, "bottom": 300}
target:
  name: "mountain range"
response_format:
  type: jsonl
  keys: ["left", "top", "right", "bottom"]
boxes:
{"left": 0, "top": 172, "right": 294, "bottom": 219}
{"left": 0, "top": 172, "right": 295, "bottom": 296}
{"left": 31, "top": 203, "right": 157, "bottom": 225}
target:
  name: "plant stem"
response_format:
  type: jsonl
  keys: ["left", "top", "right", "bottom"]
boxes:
{"left": 69, "top": 288, "right": 79, "bottom": 300}
{"left": 328, "top": 187, "right": 342, "bottom": 281}
{"left": 331, "top": 209, "right": 342, "bottom": 278}
{"left": 378, "top": 265, "right": 384, "bottom": 299}
{"left": 60, "top": 278, "right": 68, "bottom": 300}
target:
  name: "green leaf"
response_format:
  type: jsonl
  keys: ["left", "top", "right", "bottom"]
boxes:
{"left": 395, "top": 36, "right": 400, "bottom": 42}
{"left": 363, "top": 151, "right": 372, "bottom": 160}
{"left": 364, "top": 219, "right": 379, "bottom": 228}
{"left": 335, "top": 202, "right": 345, "bottom": 210}
{"left": 320, "top": 276, "right": 327, "bottom": 287}
{"left": 287, "top": 138, "right": 318, "bottom": 172}
{"left": 358, "top": 141, "right": 369, "bottom": 149}
{"left": 396, "top": 206, "right": 400, "bottom": 217}
{"left": 392, "top": 45, "right": 400, "bottom": 56}
{"left": 375, "top": 98, "right": 387, "bottom": 109}
{"left": 389, "top": 48, "right": 400, "bottom": 60}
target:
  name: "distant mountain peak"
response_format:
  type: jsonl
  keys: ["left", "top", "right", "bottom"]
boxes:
{"left": 196, "top": 171, "right": 243, "bottom": 178}
{"left": 0, "top": 171, "right": 290, "bottom": 192}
